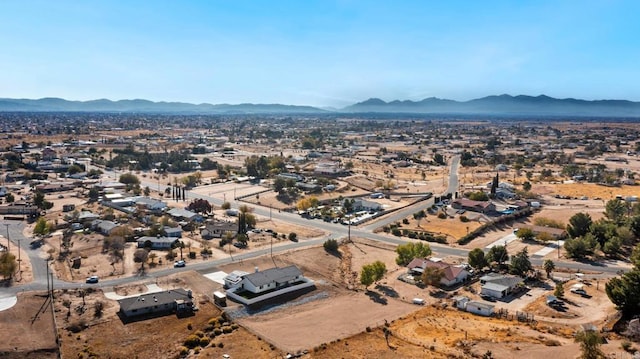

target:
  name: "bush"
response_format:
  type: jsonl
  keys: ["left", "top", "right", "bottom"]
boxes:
{"left": 288, "top": 232, "right": 298, "bottom": 242}
{"left": 179, "top": 346, "right": 189, "bottom": 356}
{"left": 437, "top": 213, "right": 446, "bottom": 219}
{"left": 402, "top": 218, "right": 410, "bottom": 224}
{"left": 391, "top": 228, "right": 401, "bottom": 236}
{"left": 323, "top": 239, "right": 339, "bottom": 252}
{"left": 199, "top": 337, "right": 211, "bottom": 347}
{"left": 184, "top": 334, "right": 201, "bottom": 348}
{"left": 213, "top": 328, "right": 222, "bottom": 336}
{"left": 621, "top": 340, "right": 636, "bottom": 353}
{"left": 459, "top": 215, "right": 469, "bottom": 222}
{"left": 188, "top": 251, "right": 196, "bottom": 259}
{"left": 222, "top": 326, "right": 233, "bottom": 333}
{"left": 195, "top": 330, "right": 205, "bottom": 338}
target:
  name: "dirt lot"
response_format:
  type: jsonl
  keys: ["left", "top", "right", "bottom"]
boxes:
{"left": 54, "top": 271, "right": 283, "bottom": 359}
{"left": 0, "top": 292, "right": 59, "bottom": 359}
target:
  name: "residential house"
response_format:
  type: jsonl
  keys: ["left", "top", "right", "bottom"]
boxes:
{"left": 480, "top": 273, "right": 523, "bottom": 299}
{"left": 117, "top": 288, "right": 194, "bottom": 318}
{"left": 466, "top": 301, "right": 495, "bottom": 316}
{"left": 239, "top": 265, "right": 303, "bottom": 294}
{"left": 451, "top": 198, "right": 496, "bottom": 214}
{"left": 225, "top": 265, "right": 315, "bottom": 307}
{"left": 91, "top": 220, "right": 119, "bottom": 236}
{"left": 167, "top": 208, "right": 203, "bottom": 222}
{"left": 136, "top": 236, "right": 178, "bottom": 250}
{"left": 352, "top": 198, "right": 383, "bottom": 212}
{"left": 132, "top": 196, "right": 168, "bottom": 213}
{"left": 223, "top": 270, "right": 249, "bottom": 289}
{"left": 407, "top": 258, "right": 470, "bottom": 287}
{"left": 163, "top": 226, "right": 183, "bottom": 238}
{"left": 516, "top": 224, "right": 567, "bottom": 240}
{"left": 201, "top": 220, "right": 237, "bottom": 239}
{"left": 77, "top": 211, "right": 100, "bottom": 224}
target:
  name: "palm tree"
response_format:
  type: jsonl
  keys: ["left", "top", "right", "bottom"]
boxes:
{"left": 543, "top": 259, "right": 555, "bottom": 278}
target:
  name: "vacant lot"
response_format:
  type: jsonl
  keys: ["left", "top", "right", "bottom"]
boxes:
{"left": 0, "top": 292, "right": 59, "bottom": 359}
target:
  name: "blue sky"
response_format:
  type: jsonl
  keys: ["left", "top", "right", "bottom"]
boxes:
{"left": 1, "top": 1, "right": 639, "bottom": 107}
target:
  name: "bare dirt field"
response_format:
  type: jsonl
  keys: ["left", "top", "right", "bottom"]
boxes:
{"left": 0, "top": 292, "right": 59, "bottom": 359}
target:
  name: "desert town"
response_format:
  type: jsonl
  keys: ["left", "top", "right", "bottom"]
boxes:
{"left": 1, "top": 113, "right": 640, "bottom": 358}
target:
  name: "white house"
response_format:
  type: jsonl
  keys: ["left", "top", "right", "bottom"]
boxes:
{"left": 137, "top": 236, "right": 178, "bottom": 250}
{"left": 480, "top": 273, "right": 523, "bottom": 299}
{"left": 239, "top": 265, "right": 303, "bottom": 294}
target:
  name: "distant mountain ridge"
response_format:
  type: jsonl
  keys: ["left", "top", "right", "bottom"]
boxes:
{"left": 343, "top": 94, "right": 640, "bottom": 117}
{"left": 0, "top": 97, "right": 326, "bottom": 114}
{"left": 1, "top": 94, "right": 639, "bottom": 116}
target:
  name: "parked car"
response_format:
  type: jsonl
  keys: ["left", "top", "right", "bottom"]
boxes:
{"left": 86, "top": 275, "right": 99, "bottom": 284}
{"left": 174, "top": 260, "right": 186, "bottom": 268}
{"left": 570, "top": 288, "right": 588, "bottom": 296}
{"left": 480, "top": 294, "right": 496, "bottom": 302}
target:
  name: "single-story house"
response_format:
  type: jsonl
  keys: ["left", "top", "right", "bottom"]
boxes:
{"left": 276, "top": 173, "right": 304, "bottom": 182}
{"left": 516, "top": 224, "right": 567, "bottom": 240}
{"left": 201, "top": 220, "right": 237, "bottom": 239}
{"left": 480, "top": 273, "right": 523, "bottom": 299}
{"left": 91, "top": 220, "right": 119, "bottom": 236}
{"left": 132, "top": 196, "right": 168, "bottom": 213}
{"left": 117, "top": 288, "right": 194, "bottom": 318}
{"left": 0, "top": 203, "right": 39, "bottom": 216}
{"left": 451, "top": 198, "right": 496, "bottom": 213}
{"left": 407, "top": 257, "right": 470, "bottom": 287}
{"left": 77, "top": 211, "right": 100, "bottom": 223}
{"left": 167, "top": 208, "right": 203, "bottom": 222}
{"left": 352, "top": 198, "right": 382, "bottom": 212}
{"left": 239, "top": 265, "right": 303, "bottom": 294}
{"left": 137, "top": 236, "right": 178, "bottom": 250}
{"left": 223, "top": 270, "right": 249, "bottom": 289}
{"left": 163, "top": 226, "right": 183, "bottom": 238}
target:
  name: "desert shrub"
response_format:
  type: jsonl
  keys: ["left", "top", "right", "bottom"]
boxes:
{"left": 222, "top": 326, "right": 233, "bottom": 334}
{"left": 184, "top": 334, "right": 201, "bottom": 348}
{"left": 621, "top": 340, "right": 636, "bottom": 353}
{"left": 179, "top": 346, "right": 189, "bottom": 356}
{"left": 408, "top": 231, "right": 417, "bottom": 239}
{"left": 67, "top": 320, "right": 86, "bottom": 333}
{"left": 199, "top": 337, "right": 210, "bottom": 346}
{"left": 366, "top": 326, "right": 372, "bottom": 332}
{"left": 231, "top": 323, "right": 239, "bottom": 330}
{"left": 194, "top": 330, "right": 205, "bottom": 338}
{"left": 459, "top": 215, "right": 469, "bottom": 222}
{"left": 437, "top": 213, "right": 446, "bottom": 219}
{"left": 187, "top": 323, "right": 193, "bottom": 330}
{"left": 217, "top": 342, "right": 224, "bottom": 348}
{"left": 391, "top": 228, "right": 401, "bottom": 236}
{"left": 402, "top": 218, "right": 410, "bottom": 224}
{"left": 544, "top": 339, "right": 561, "bottom": 346}
{"left": 323, "top": 239, "right": 339, "bottom": 252}
{"left": 213, "top": 328, "right": 222, "bottom": 336}
{"left": 208, "top": 318, "right": 218, "bottom": 325}
{"left": 188, "top": 251, "right": 196, "bottom": 259}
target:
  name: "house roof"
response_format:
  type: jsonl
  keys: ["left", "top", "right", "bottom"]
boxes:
{"left": 406, "top": 258, "right": 468, "bottom": 282}
{"left": 480, "top": 273, "right": 523, "bottom": 288}
{"left": 164, "top": 227, "right": 182, "bottom": 234}
{"left": 167, "top": 208, "right": 199, "bottom": 219}
{"left": 117, "top": 288, "right": 191, "bottom": 313}
{"left": 137, "top": 236, "right": 178, "bottom": 245}
{"left": 243, "top": 265, "right": 302, "bottom": 288}
{"left": 452, "top": 198, "right": 493, "bottom": 210}
{"left": 482, "top": 282, "right": 510, "bottom": 292}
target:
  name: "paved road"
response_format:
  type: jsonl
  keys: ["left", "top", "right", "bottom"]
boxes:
{"left": 0, "top": 155, "right": 626, "bottom": 297}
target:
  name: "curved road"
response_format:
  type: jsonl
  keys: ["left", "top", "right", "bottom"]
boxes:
{"left": 0, "top": 155, "right": 625, "bottom": 298}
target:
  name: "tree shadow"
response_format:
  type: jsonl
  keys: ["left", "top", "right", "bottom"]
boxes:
{"left": 375, "top": 284, "right": 399, "bottom": 298}
{"left": 365, "top": 290, "right": 388, "bottom": 305}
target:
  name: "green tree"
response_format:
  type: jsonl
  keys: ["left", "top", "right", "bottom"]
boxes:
{"left": 602, "top": 237, "right": 622, "bottom": 257}
{"left": 522, "top": 181, "right": 532, "bottom": 191}
{"left": 33, "top": 217, "right": 51, "bottom": 236}
{"left": 567, "top": 213, "right": 593, "bottom": 238}
{"left": 395, "top": 242, "right": 432, "bottom": 266}
{"left": 421, "top": 266, "right": 444, "bottom": 287}
{"left": 0, "top": 252, "right": 17, "bottom": 280}
{"left": 509, "top": 247, "right": 532, "bottom": 277}
{"left": 221, "top": 201, "right": 231, "bottom": 210}
{"left": 88, "top": 187, "right": 100, "bottom": 202}
{"left": 467, "top": 248, "right": 487, "bottom": 271}
{"left": 133, "top": 249, "right": 149, "bottom": 270}
{"left": 486, "top": 245, "right": 509, "bottom": 267}
{"left": 360, "top": 260, "right": 386, "bottom": 289}
{"left": 564, "top": 234, "right": 598, "bottom": 259}
{"left": 574, "top": 330, "right": 605, "bottom": 359}
{"left": 554, "top": 281, "right": 564, "bottom": 298}
{"left": 515, "top": 227, "right": 535, "bottom": 242}
{"left": 606, "top": 267, "right": 640, "bottom": 315}
{"left": 5, "top": 193, "right": 14, "bottom": 203}
{"left": 119, "top": 173, "right": 140, "bottom": 186}
{"left": 543, "top": 259, "right": 555, "bottom": 278}
{"left": 605, "top": 199, "right": 628, "bottom": 224}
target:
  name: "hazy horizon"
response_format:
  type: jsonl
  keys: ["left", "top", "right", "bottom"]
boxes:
{"left": 1, "top": 1, "right": 639, "bottom": 107}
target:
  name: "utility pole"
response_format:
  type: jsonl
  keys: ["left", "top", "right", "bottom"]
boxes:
{"left": 4, "top": 223, "right": 10, "bottom": 253}
{"left": 16, "top": 239, "right": 21, "bottom": 277}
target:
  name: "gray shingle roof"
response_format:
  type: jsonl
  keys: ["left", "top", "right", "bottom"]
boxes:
{"left": 118, "top": 288, "right": 191, "bottom": 312}
{"left": 243, "top": 265, "right": 302, "bottom": 288}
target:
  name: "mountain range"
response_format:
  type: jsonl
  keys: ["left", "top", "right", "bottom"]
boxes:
{"left": 1, "top": 94, "right": 640, "bottom": 117}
